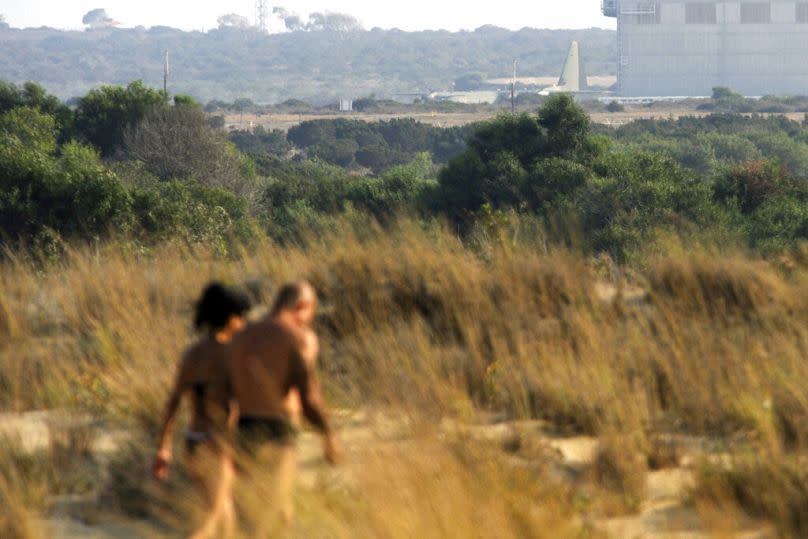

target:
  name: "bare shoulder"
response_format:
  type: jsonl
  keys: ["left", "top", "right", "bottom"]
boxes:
{"left": 301, "top": 329, "right": 319, "bottom": 363}
{"left": 228, "top": 319, "right": 265, "bottom": 351}
{"left": 228, "top": 318, "right": 293, "bottom": 366}
{"left": 286, "top": 326, "right": 318, "bottom": 364}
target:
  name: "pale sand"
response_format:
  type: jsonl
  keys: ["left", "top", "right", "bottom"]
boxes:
{"left": 1, "top": 404, "right": 775, "bottom": 538}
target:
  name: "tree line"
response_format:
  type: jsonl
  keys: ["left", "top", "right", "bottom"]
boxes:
{"left": 230, "top": 118, "right": 475, "bottom": 173}
{"left": 1, "top": 79, "right": 807, "bottom": 263}
{"left": 0, "top": 25, "right": 615, "bottom": 103}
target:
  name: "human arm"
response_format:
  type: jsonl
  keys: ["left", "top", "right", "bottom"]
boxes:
{"left": 152, "top": 359, "right": 189, "bottom": 480}
{"left": 226, "top": 396, "right": 240, "bottom": 431}
{"left": 289, "top": 350, "right": 342, "bottom": 464}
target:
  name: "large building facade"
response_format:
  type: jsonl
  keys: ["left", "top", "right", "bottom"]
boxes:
{"left": 602, "top": 0, "right": 808, "bottom": 96}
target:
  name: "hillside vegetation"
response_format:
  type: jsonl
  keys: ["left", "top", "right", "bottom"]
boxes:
{"left": 1, "top": 222, "right": 808, "bottom": 537}
{"left": 2, "top": 79, "right": 808, "bottom": 261}
{"left": 0, "top": 25, "right": 616, "bottom": 102}
{"left": 2, "top": 79, "right": 808, "bottom": 536}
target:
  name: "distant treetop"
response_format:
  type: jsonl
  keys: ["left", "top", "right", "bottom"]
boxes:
{"left": 82, "top": 9, "right": 118, "bottom": 29}
{"left": 0, "top": 26, "right": 616, "bottom": 103}
{"left": 217, "top": 14, "right": 251, "bottom": 30}
{"left": 272, "top": 7, "right": 363, "bottom": 32}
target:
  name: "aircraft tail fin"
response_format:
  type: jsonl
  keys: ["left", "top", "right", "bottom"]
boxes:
{"left": 557, "top": 41, "right": 588, "bottom": 91}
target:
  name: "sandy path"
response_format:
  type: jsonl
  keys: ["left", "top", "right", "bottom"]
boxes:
{"left": 0, "top": 409, "right": 776, "bottom": 538}
{"left": 0, "top": 411, "right": 126, "bottom": 455}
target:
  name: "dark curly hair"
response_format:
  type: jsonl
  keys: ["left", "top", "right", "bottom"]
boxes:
{"left": 194, "top": 282, "right": 251, "bottom": 331}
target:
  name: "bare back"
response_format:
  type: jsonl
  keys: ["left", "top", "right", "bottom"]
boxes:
{"left": 226, "top": 319, "right": 303, "bottom": 418}
{"left": 176, "top": 338, "right": 231, "bottom": 433}
{"left": 226, "top": 317, "right": 330, "bottom": 434}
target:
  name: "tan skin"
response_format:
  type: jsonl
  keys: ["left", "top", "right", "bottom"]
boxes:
{"left": 153, "top": 314, "right": 245, "bottom": 539}
{"left": 278, "top": 283, "right": 320, "bottom": 422}
{"left": 226, "top": 282, "right": 341, "bottom": 522}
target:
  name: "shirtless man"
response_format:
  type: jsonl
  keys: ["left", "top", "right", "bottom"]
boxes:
{"left": 226, "top": 280, "right": 341, "bottom": 524}
{"left": 153, "top": 283, "right": 250, "bottom": 539}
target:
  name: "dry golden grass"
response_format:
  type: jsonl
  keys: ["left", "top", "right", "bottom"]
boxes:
{"left": 692, "top": 453, "right": 808, "bottom": 538}
{"left": 290, "top": 437, "right": 581, "bottom": 539}
{"left": 0, "top": 220, "right": 807, "bottom": 536}
{"left": 588, "top": 435, "right": 648, "bottom": 516}
{"left": 0, "top": 438, "right": 45, "bottom": 539}
{"left": 0, "top": 477, "right": 39, "bottom": 539}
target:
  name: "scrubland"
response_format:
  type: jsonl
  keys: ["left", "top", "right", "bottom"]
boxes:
{"left": 1, "top": 220, "right": 807, "bottom": 538}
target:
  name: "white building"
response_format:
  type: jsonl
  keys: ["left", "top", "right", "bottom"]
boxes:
{"left": 604, "top": 0, "right": 808, "bottom": 96}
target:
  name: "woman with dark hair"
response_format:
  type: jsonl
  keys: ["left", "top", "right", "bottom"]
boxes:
{"left": 152, "top": 282, "right": 250, "bottom": 539}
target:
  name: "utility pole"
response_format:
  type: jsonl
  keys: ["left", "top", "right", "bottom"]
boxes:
{"left": 511, "top": 59, "right": 517, "bottom": 114}
{"left": 256, "top": 0, "right": 268, "bottom": 33}
{"left": 163, "top": 50, "right": 169, "bottom": 97}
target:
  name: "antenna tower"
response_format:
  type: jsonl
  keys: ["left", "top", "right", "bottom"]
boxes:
{"left": 256, "top": 0, "right": 269, "bottom": 33}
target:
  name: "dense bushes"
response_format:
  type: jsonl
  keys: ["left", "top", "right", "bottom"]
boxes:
{"left": 73, "top": 81, "right": 168, "bottom": 156}
{"left": 283, "top": 118, "right": 474, "bottom": 172}
{"left": 229, "top": 126, "right": 290, "bottom": 159}
{"left": 259, "top": 157, "right": 435, "bottom": 240}
{"left": 0, "top": 108, "right": 131, "bottom": 241}
{"left": 122, "top": 103, "right": 256, "bottom": 196}
{"left": 1, "top": 78, "right": 808, "bottom": 260}
{"left": 345, "top": 155, "right": 436, "bottom": 222}
{"left": 0, "top": 85, "right": 254, "bottom": 251}
{"left": 269, "top": 103, "right": 808, "bottom": 258}
{"left": 130, "top": 179, "right": 251, "bottom": 245}
{"left": 612, "top": 113, "right": 808, "bottom": 177}
{"left": 168, "top": 91, "right": 808, "bottom": 259}
{"left": 434, "top": 95, "right": 720, "bottom": 258}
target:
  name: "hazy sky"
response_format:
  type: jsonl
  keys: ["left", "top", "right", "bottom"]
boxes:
{"left": 1, "top": 1, "right": 615, "bottom": 32}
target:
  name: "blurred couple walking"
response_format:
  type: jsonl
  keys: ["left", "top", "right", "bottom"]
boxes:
{"left": 152, "top": 279, "right": 342, "bottom": 538}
